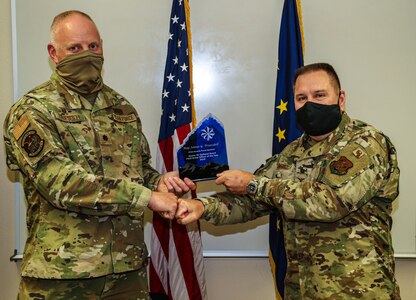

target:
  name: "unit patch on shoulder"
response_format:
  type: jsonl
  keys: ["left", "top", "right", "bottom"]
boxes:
{"left": 21, "top": 130, "right": 45, "bottom": 157}
{"left": 329, "top": 156, "right": 353, "bottom": 175}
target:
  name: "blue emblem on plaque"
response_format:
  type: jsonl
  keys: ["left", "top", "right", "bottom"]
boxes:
{"left": 178, "top": 114, "right": 229, "bottom": 181}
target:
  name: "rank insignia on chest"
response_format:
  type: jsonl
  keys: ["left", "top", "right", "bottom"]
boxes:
{"left": 21, "top": 130, "right": 45, "bottom": 157}
{"left": 330, "top": 156, "right": 353, "bottom": 175}
{"left": 352, "top": 148, "right": 364, "bottom": 159}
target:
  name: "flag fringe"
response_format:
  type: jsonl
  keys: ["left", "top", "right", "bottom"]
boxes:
{"left": 184, "top": 0, "right": 197, "bottom": 128}
{"left": 268, "top": 248, "right": 283, "bottom": 300}
{"left": 296, "top": 0, "right": 305, "bottom": 56}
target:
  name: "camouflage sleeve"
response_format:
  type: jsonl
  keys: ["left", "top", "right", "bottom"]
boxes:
{"left": 198, "top": 192, "right": 271, "bottom": 225}
{"left": 252, "top": 134, "right": 395, "bottom": 222}
{"left": 4, "top": 103, "right": 151, "bottom": 217}
{"left": 138, "top": 128, "right": 161, "bottom": 191}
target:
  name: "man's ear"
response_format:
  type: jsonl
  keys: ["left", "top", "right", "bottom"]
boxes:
{"left": 47, "top": 43, "right": 59, "bottom": 64}
{"left": 339, "top": 90, "right": 346, "bottom": 112}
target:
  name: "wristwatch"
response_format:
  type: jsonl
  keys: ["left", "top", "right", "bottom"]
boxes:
{"left": 246, "top": 178, "right": 259, "bottom": 195}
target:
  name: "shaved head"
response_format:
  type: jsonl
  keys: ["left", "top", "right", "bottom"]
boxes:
{"left": 47, "top": 10, "right": 102, "bottom": 64}
{"left": 50, "top": 10, "right": 96, "bottom": 45}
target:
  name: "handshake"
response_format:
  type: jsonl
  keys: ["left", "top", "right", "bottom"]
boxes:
{"left": 148, "top": 170, "right": 255, "bottom": 225}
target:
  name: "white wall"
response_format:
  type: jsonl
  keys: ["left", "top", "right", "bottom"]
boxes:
{"left": 0, "top": 1, "right": 20, "bottom": 300}
{"left": 12, "top": 0, "right": 416, "bottom": 259}
{"left": 1, "top": 1, "right": 415, "bottom": 299}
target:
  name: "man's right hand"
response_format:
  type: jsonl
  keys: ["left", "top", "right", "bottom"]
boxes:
{"left": 175, "top": 198, "right": 205, "bottom": 225}
{"left": 215, "top": 170, "right": 255, "bottom": 194}
{"left": 148, "top": 191, "right": 178, "bottom": 220}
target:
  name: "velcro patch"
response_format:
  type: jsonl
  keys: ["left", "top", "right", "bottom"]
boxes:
{"left": 323, "top": 143, "right": 371, "bottom": 187}
{"left": 113, "top": 113, "right": 136, "bottom": 123}
{"left": 330, "top": 156, "right": 353, "bottom": 175}
{"left": 21, "top": 130, "right": 45, "bottom": 157}
{"left": 352, "top": 148, "right": 364, "bottom": 159}
{"left": 12, "top": 114, "right": 30, "bottom": 141}
{"left": 58, "top": 114, "right": 82, "bottom": 123}
{"left": 54, "top": 111, "right": 85, "bottom": 123}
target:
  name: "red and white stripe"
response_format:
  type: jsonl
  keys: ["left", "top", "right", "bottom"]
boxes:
{"left": 150, "top": 125, "right": 207, "bottom": 300}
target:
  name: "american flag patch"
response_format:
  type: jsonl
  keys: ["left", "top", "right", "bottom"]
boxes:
{"left": 12, "top": 114, "right": 30, "bottom": 141}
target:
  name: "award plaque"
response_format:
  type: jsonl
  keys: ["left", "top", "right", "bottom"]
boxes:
{"left": 178, "top": 113, "right": 229, "bottom": 181}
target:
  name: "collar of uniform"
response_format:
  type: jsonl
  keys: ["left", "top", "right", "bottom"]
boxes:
{"left": 292, "top": 113, "right": 351, "bottom": 159}
{"left": 91, "top": 85, "right": 118, "bottom": 113}
{"left": 326, "top": 112, "right": 351, "bottom": 144}
{"left": 51, "top": 72, "right": 84, "bottom": 110}
{"left": 51, "top": 72, "right": 115, "bottom": 111}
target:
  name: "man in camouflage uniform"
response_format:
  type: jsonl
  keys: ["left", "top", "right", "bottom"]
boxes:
{"left": 176, "top": 63, "right": 401, "bottom": 299}
{"left": 3, "top": 10, "right": 192, "bottom": 300}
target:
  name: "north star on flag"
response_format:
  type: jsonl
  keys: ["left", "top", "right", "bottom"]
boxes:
{"left": 149, "top": 1, "right": 207, "bottom": 300}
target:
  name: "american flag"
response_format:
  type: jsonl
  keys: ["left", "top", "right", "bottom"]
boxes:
{"left": 149, "top": 1, "right": 207, "bottom": 299}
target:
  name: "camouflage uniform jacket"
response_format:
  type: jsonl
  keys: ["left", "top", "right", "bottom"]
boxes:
{"left": 199, "top": 113, "right": 400, "bottom": 299}
{"left": 3, "top": 74, "right": 161, "bottom": 279}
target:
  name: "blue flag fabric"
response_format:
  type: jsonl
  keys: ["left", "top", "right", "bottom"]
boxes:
{"left": 269, "top": 0, "right": 304, "bottom": 299}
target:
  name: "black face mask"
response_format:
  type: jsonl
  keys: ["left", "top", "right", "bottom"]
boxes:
{"left": 295, "top": 101, "right": 342, "bottom": 136}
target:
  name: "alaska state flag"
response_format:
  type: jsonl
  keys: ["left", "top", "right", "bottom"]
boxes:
{"left": 270, "top": 0, "right": 304, "bottom": 299}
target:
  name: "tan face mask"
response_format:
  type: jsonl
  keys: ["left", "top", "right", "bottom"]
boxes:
{"left": 55, "top": 51, "right": 104, "bottom": 95}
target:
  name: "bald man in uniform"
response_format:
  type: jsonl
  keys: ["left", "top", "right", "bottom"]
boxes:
{"left": 4, "top": 10, "right": 192, "bottom": 299}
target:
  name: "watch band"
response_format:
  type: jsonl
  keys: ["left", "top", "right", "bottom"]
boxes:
{"left": 246, "top": 177, "right": 259, "bottom": 195}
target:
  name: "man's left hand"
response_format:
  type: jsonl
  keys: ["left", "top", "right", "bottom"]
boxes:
{"left": 157, "top": 171, "right": 196, "bottom": 197}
